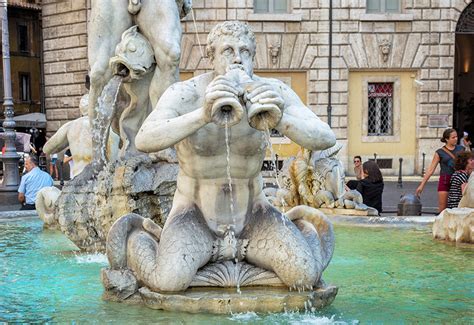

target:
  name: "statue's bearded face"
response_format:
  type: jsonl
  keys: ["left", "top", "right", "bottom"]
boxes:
{"left": 213, "top": 35, "right": 254, "bottom": 76}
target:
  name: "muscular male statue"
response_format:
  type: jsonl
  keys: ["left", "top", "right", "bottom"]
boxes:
{"left": 43, "top": 94, "right": 93, "bottom": 178}
{"left": 109, "top": 21, "right": 336, "bottom": 292}
{"left": 88, "top": 0, "right": 191, "bottom": 167}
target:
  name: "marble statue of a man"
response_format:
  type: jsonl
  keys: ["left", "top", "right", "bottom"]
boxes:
{"left": 43, "top": 94, "right": 93, "bottom": 178}
{"left": 107, "top": 21, "right": 336, "bottom": 293}
{"left": 88, "top": 0, "right": 191, "bottom": 168}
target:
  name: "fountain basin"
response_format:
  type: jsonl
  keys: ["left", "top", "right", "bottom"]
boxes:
{"left": 2, "top": 216, "right": 473, "bottom": 323}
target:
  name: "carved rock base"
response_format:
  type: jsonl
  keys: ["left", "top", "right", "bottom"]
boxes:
{"left": 432, "top": 208, "right": 474, "bottom": 243}
{"left": 132, "top": 286, "right": 338, "bottom": 314}
{"left": 55, "top": 155, "right": 178, "bottom": 252}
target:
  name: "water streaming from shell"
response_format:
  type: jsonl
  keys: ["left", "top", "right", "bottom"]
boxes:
{"left": 224, "top": 115, "right": 241, "bottom": 294}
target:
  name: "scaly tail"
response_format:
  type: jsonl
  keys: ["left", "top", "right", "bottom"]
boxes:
{"left": 285, "top": 205, "right": 335, "bottom": 272}
{"left": 106, "top": 213, "right": 162, "bottom": 269}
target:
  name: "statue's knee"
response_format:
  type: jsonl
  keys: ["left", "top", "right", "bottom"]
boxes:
{"left": 89, "top": 64, "right": 109, "bottom": 85}
{"left": 157, "top": 43, "right": 180, "bottom": 68}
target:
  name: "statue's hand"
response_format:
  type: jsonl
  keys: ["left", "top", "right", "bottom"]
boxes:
{"left": 244, "top": 81, "right": 284, "bottom": 111}
{"left": 204, "top": 76, "right": 240, "bottom": 124}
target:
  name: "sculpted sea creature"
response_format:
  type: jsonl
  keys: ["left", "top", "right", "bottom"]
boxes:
{"left": 109, "top": 26, "right": 156, "bottom": 157}
{"left": 269, "top": 144, "right": 369, "bottom": 211}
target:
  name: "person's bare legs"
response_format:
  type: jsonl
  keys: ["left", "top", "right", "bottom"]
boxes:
{"left": 136, "top": 0, "right": 182, "bottom": 108}
{"left": 88, "top": 0, "right": 132, "bottom": 168}
{"left": 438, "top": 191, "right": 448, "bottom": 212}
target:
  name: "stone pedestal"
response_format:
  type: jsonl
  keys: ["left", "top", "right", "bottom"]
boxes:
{"left": 103, "top": 286, "right": 338, "bottom": 314}
{"left": 432, "top": 208, "right": 474, "bottom": 244}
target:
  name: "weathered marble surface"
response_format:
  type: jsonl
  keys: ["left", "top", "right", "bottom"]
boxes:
{"left": 265, "top": 145, "right": 377, "bottom": 215}
{"left": 88, "top": 0, "right": 191, "bottom": 169}
{"left": 53, "top": 155, "right": 177, "bottom": 251}
{"left": 109, "top": 26, "right": 155, "bottom": 158}
{"left": 433, "top": 209, "right": 474, "bottom": 243}
{"left": 104, "top": 21, "right": 337, "bottom": 299}
{"left": 433, "top": 171, "right": 474, "bottom": 244}
{"left": 36, "top": 186, "right": 61, "bottom": 229}
{"left": 138, "top": 286, "right": 338, "bottom": 314}
{"left": 43, "top": 94, "right": 93, "bottom": 178}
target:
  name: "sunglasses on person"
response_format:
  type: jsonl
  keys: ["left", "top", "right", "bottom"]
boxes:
{"left": 353, "top": 160, "right": 361, "bottom": 163}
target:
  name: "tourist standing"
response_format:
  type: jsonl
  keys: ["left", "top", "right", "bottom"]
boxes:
{"left": 416, "top": 128, "right": 465, "bottom": 212}
{"left": 49, "top": 153, "right": 58, "bottom": 180}
{"left": 18, "top": 156, "right": 54, "bottom": 210}
{"left": 356, "top": 161, "right": 384, "bottom": 215}
{"left": 447, "top": 152, "right": 474, "bottom": 208}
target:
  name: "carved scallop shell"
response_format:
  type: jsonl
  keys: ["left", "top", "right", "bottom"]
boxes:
{"left": 190, "top": 261, "right": 283, "bottom": 287}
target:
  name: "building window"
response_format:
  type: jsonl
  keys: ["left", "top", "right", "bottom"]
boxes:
{"left": 367, "top": 82, "right": 393, "bottom": 136}
{"left": 17, "top": 24, "right": 28, "bottom": 53}
{"left": 254, "top": 0, "right": 288, "bottom": 13}
{"left": 367, "top": 0, "right": 400, "bottom": 13}
{"left": 19, "top": 73, "right": 31, "bottom": 102}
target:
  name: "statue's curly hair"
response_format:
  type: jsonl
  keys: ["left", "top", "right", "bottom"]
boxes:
{"left": 206, "top": 21, "right": 256, "bottom": 61}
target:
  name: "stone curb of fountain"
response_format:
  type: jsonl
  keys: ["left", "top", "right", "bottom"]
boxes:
{"left": 329, "top": 214, "right": 435, "bottom": 227}
{"left": 0, "top": 210, "right": 38, "bottom": 220}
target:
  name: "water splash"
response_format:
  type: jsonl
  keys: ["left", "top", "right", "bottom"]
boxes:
{"left": 74, "top": 253, "right": 108, "bottom": 265}
{"left": 227, "top": 311, "right": 260, "bottom": 321}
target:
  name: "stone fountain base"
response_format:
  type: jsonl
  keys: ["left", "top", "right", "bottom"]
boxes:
{"left": 104, "top": 286, "right": 338, "bottom": 314}
{"left": 318, "top": 207, "right": 379, "bottom": 216}
{"left": 52, "top": 153, "right": 178, "bottom": 252}
{"left": 432, "top": 208, "right": 474, "bottom": 243}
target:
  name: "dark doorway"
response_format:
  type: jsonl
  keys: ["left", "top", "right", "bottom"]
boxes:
{"left": 454, "top": 3, "right": 474, "bottom": 141}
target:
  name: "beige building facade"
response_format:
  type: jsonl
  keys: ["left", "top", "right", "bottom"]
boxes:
{"left": 41, "top": 0, "right": 474, "bottom": 175}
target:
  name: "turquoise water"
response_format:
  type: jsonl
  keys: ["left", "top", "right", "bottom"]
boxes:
{"left": 0, "top": 218, "right": 473, "bottom": 323}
